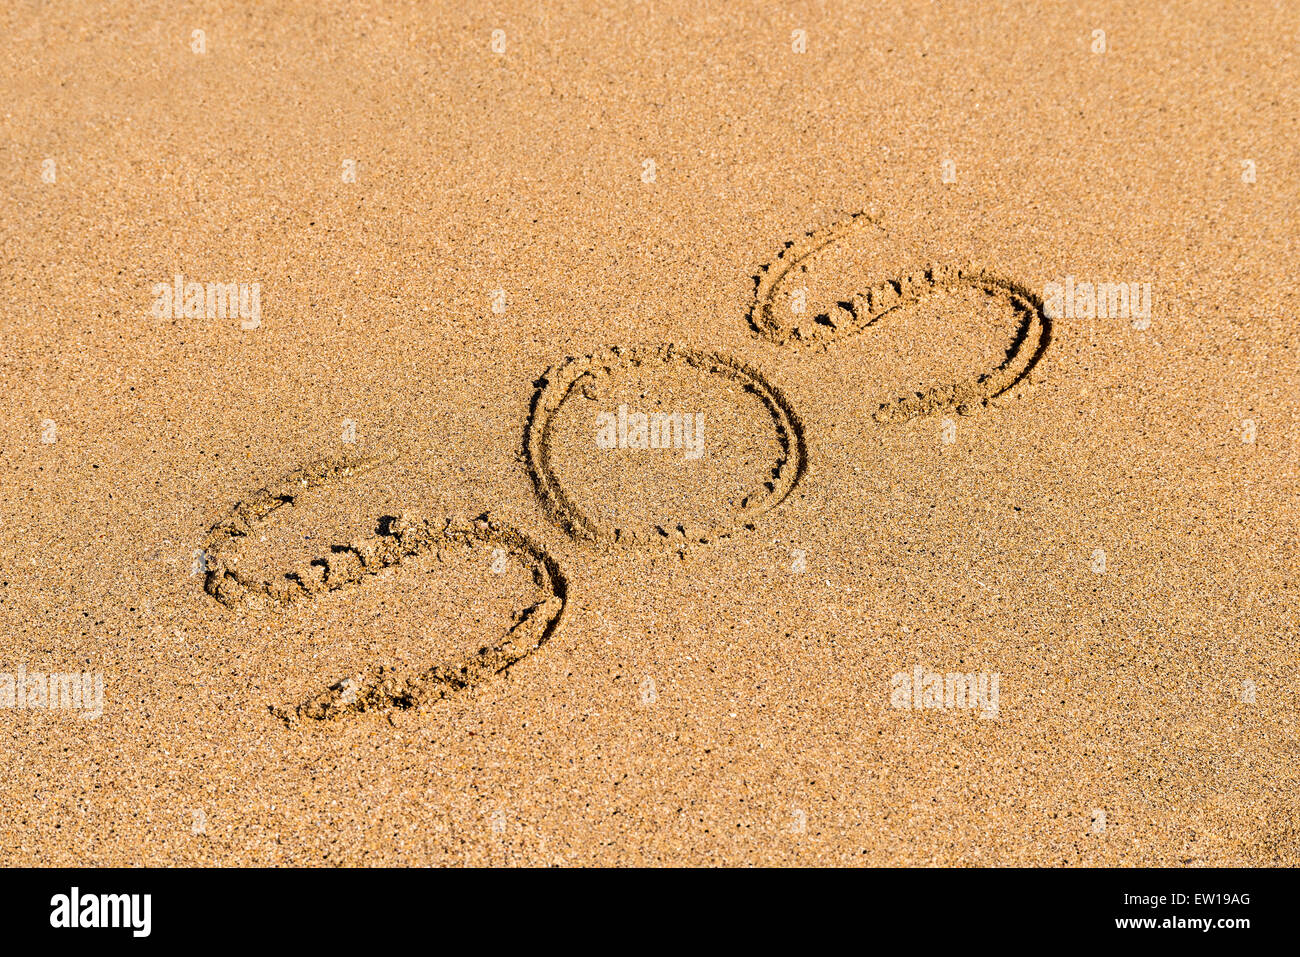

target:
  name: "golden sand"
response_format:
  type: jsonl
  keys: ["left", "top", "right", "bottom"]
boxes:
{"left": 1, "top": 1, "right": 1296, "bottom": 865}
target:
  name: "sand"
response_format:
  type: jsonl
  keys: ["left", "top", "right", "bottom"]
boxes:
{"left": 0, "top": 0, "right": 1296, "bottom": 866}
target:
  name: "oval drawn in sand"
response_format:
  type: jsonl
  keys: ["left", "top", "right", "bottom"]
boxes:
{"left": 749, "top": 215, "right": 1051, "bottom": 420}
{"left": 202, "top": 457, "right": 566, "bottom": 722}
{"left": 526, "top": 345, "right": 806, "bottom": 546}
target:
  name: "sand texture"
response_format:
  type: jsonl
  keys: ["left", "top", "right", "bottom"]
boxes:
{"left": 1, "top": 1, "right": 1297, "bottom": 865}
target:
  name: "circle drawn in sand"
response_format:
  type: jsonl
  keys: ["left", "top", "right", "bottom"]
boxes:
{"left": 525, "top": 345, "right": 806, "bottom": 546}
{"left": 202, "top": 457, "right": 566, "bottom": 722}
{"left": 748, "top": 214, "right": 1051, "bottom": 420}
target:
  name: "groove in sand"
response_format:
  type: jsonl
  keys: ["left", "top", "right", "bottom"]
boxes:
{"left": 525, "top": 344, "right": 807, "bottom": 547}
{"left": 748, "top": 214, "right": 1051, "bottom": 420}
{"left": 201, "top": 457, "right": 567, "bottom": 722}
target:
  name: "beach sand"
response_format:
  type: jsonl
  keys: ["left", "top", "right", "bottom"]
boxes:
{"left": 1, "top": 0, "right": 1296, "bottom": 865}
